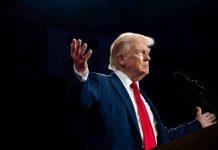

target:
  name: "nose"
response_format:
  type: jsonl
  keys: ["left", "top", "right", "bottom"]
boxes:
{"left": 144, "top": 52, "right": 151, "bottom": 61}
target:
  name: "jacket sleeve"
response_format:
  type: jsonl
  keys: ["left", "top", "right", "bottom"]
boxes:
{"left": 64, "top": 72, "right": 102, "bottom": 149}
{"left": 163, "top": 119, "right": 202, "bottom": 141}
{"left": 66, "top": 72, "right": 101, "bottom": 109}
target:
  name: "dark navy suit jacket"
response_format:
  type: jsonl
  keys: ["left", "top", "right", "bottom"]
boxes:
{"left": 66, "top": 72, "right": 202, "bottom": 150}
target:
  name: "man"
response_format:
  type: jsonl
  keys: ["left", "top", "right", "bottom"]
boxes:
{"left": 67, "top": 32, "right": 216, "bottom": 150}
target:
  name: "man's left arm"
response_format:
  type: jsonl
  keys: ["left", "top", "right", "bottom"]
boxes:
{"left": 164, "top": 106, "right": 217, "bottom": 141}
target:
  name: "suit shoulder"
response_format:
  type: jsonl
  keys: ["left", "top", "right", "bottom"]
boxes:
{"left": 89, "top": 72, "right": 111, "bottom": 80}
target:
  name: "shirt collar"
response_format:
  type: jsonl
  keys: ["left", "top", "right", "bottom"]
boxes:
{"left": 114, "top": 69, "right": 139, "bottom": 89}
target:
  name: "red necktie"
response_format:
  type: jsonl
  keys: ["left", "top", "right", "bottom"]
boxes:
{"left": 131, "top": 82, "right": 157, "bottom": 150}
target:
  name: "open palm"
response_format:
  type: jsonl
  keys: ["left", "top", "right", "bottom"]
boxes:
{"left": 70, "top": 39, "right": 92, "bottom": 75}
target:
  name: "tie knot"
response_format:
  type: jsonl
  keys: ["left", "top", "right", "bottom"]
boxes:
{"left": 130, "top": 82, "right": 138, "bottom": 89}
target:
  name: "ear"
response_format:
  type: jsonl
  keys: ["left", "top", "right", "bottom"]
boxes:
{"left": 118, "top": 54, "right": 126, "bottom": 65}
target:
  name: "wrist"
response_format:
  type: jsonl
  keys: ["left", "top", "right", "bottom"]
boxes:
{"left": 75, "top": 65, "right": 88, "bottom": 76}
{"left": 74, "top": 65, "right": 89, "bottom": 82}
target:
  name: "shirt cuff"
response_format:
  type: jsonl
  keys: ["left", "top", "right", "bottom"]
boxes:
{"left": 73, "top": 65, "right": 89, "bottom": 82}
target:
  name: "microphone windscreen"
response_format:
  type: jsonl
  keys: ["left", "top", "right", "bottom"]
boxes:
{"left": 173, "top": 71, "right": 190, "bottom": 82}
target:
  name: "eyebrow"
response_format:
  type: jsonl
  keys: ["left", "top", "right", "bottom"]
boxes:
{"left": 136, "top": 48, "right": 150, "bottom": 53}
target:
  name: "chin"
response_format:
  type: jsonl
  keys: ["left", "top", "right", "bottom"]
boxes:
{"left": 140, "top": 70, "right": 149, "bottom": 77}
{"left": 143, "top": 68, "right": 149, "bottom": 75}
{"left": 144, "top": 72, "right": 149, "bottom": 76}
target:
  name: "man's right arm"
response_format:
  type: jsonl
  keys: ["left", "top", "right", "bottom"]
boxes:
{"left": 67, "top": 38, "right": 101, "bottom": 108}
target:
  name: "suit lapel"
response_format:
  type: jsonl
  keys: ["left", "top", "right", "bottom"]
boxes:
{"left": 109, "top": 73, "right": 141, "bottom": 137}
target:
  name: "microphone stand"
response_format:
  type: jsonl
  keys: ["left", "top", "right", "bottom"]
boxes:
{"left": 189, "top": 80, "right": 218, "bottom": 117}
{"left": 174, "top": 71, "right": 218, "bottom": 117}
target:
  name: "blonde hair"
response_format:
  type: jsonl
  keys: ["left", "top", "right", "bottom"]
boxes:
{"left": 108, "top": 32, "right": 154, "bottom": 70}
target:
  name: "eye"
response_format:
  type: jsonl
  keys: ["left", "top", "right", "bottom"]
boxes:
{"left": 140, "top": 50, "right": 144, "bottom": 53}
{"left": 139, "top": 50, "right": 145, "bottom": 55}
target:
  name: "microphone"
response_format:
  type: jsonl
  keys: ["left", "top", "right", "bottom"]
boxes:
{"left": 173, "top": 71, "right": 206, "bottom": 92}
{"left": 174, "top": 71, "right": 218, "bottom": 117}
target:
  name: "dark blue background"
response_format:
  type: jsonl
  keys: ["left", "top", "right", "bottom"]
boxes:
{"left": 3, "top": 0, "right": 218, "bottom": 149}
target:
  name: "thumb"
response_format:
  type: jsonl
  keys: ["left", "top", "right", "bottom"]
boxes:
{"left": 196, "top": 106, "right": 202, "bottom": 115}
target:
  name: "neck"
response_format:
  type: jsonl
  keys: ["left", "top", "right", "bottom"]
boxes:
{"left": 117, "top": 69, "right": 145, "bottom": 82}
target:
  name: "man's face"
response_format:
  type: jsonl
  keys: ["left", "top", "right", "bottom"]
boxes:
{"left": 122, "top": 38, "right": 151, "bottom": 80}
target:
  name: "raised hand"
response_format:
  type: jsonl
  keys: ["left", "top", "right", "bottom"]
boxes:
{"left": 70, "top": 39, "right": 92, "bottom": 75}
{"left": 196, "top": 106, "right": 217, "bottom": 128}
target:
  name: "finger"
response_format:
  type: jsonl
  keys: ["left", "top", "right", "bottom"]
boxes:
{"left": 84, "top": 49, "right": 93, "bottom": 62}
{"left": 208, "top": 114, "right": 216, "bottom": 121}
{"left": 71, "top": 39, "right": 76, "bottom": 54}
{"left": 208, "top": 114, "right": 215, "bottom": 118}
{"left": 71, "top": 39, "right": 81, "bottom": 58}
{"left": 212, "top": 120, "right": 217, "bottom": 124}
{"left": 196, "top": 106, "right": 202, "bottom": 115}
{"left": 76, "top": 39, "right": 82, "bottom": 56}
{"left": 202, "top": 112, "right": 211, "bottom": 117}
{"left": 80, "top": 43, "right": 87, "bottom": 56}
{"left": 209, "top": 120, "right": 217, "bottom": 126}
{"left": 210, "top": 117, "right": 217, "bottom": 122}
